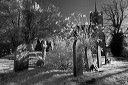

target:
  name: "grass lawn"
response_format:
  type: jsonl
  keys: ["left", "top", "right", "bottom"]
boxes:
{"left": 1, "top": 54, "right": 128, "bottom": 85}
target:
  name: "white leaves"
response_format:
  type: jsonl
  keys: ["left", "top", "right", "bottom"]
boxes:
{"left": 32, "top": 2, "right": 41, "bottom": 11}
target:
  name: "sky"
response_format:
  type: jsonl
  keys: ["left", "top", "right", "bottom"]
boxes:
{"left": 37, "top": 0, "right": 105, "bottom": 21}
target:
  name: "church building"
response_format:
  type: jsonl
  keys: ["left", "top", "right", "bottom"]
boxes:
{"left": 90, "top": 0, "right": 103, "bottom": 26}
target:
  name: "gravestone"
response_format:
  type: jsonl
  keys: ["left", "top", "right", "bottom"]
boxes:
{"left": 76, "top": 40, "right": 83, "bottom": 76}
{"left": 73, "top": 40, "right": 77, "bottom": 77}
{"left": 46, "top": 41, "right": 52, "bottom": 52}
{"left": 97, "top": 45, "right": 102, "bottom": 68}
{"left": 84, "top": 47, "right": 93, "bottom": 71}
{"left": 73, "top": 39, "right": 83, "bottom": 77}
{"left": 98, "top": 30, "right": 107, "bottom": 65}
{"left": 14, "top": 44, "right": 29, "bottom": 72}
{"left": 35, "top": 39, "right": 42, "bottom": 51}
{"left": 41, "top": 40, "right": 47, "bottom": 65}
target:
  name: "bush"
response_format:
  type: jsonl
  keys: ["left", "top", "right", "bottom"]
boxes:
{"left": 122, "top": 47, "right": 128, "bottom": 57}
{"left": 122, "top": 37, "right": 128, "bottom": 57}
{"left": 36, "top": 59, "right": 44, "bottom": 67}
{"left": 110, "top": 32, "right": 124, "bottom": 57}
{"left": 45, "top": 39, "right": 73, "bottom": 70}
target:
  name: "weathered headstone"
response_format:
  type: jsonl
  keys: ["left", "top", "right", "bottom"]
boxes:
{"left": 35, "top": 39, "right": 42, "bottom": 51}
{"left": 46, "top": 41, "right": 52, "bottom": 52}
{"left": 97, "top": 30, "right": 106, "bottom": 66}
{"left": 41, "top": 40, "right": 47, "bottom": 65}
{"left": 84, "top": 47, "right": 93, "bottom": 71}
{"left": 97, "top": 45, "right": 102, "bottom": 68}
{"left": 73, "top": 40, "right": 77, "bottom": 77}
{"left": 73, "top": 40, "right": 83, "bottom": 77}
{"left": 14, "top": 44, "right": 29, "bottom": 72}
{"left": 105, "top": 34, "right": 112, "bottom": 64}
{"left": 73, "top": 39, "right": 83, "bottom": 77}
{"left": 76, "top": 40, "right": 83, "bottom": 76}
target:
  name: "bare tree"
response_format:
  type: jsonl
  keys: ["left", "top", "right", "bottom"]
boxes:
{"left": 102, "top": 0, "right": 128, "bottom": 33}
{"left": 102, "top": 0, "right": 128, "bottom": 57}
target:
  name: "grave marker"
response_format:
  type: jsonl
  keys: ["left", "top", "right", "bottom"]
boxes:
{"left": 35, "top": 39, "right": 42, "bottom": 51}
{"left": 98, "top": 30, "right": 107, "bottom": 65}
{"left": 41, "top": 40, "right": 47, "bottom": 65}
{"left": 97, "top": 45, "right": 102, "bottom": 68}
{"left": 14, "top": 44, "right": 29, "bottom": 72}
{"left": 73, "top": 39, "right": 83, "bottom": 77}
{"left": 76, "top": 40, "right": 83, "bottom": 76}
{"left": 84, "top": 47, "right": 93, "bottom": 71}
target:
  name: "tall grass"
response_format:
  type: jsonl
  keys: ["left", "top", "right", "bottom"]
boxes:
{"left": 45, "top": 38, "right": 73, "bottom": 70}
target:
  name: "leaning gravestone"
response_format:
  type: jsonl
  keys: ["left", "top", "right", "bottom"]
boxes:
{"left": 73, "top": 39, "right": 83, "bottom": 77}
{"left": 84, "top": 47, "right": 93, "bottom": 71}
{"left": 14, "top": 44, "right": 29, "bottom": 72}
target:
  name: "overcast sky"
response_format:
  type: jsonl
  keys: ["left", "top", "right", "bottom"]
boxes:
{"left": 37, "top": 0, "right": 105, "bottom": 21}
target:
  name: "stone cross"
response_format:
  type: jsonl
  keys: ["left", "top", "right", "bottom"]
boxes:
{"left": 42, "top": 41, "right": 47, "bottom": 62}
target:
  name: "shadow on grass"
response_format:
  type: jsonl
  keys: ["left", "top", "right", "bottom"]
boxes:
{"left": 97, "top": 68, "right": 128, "bottom": 79}
{"left": 112, "top": 56, "right": 128, "bottom": 62}
{"left": 79, "top": 66, "right": 128, "bottom": 85}
{"left": 22, "top": 71, "right": 73, "bottom": 85}
{"left": 0, "top": 66, "right": 52, "bottom": 84}
{"left": 0, "top": 66, "right": 73, "bottom": 85}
